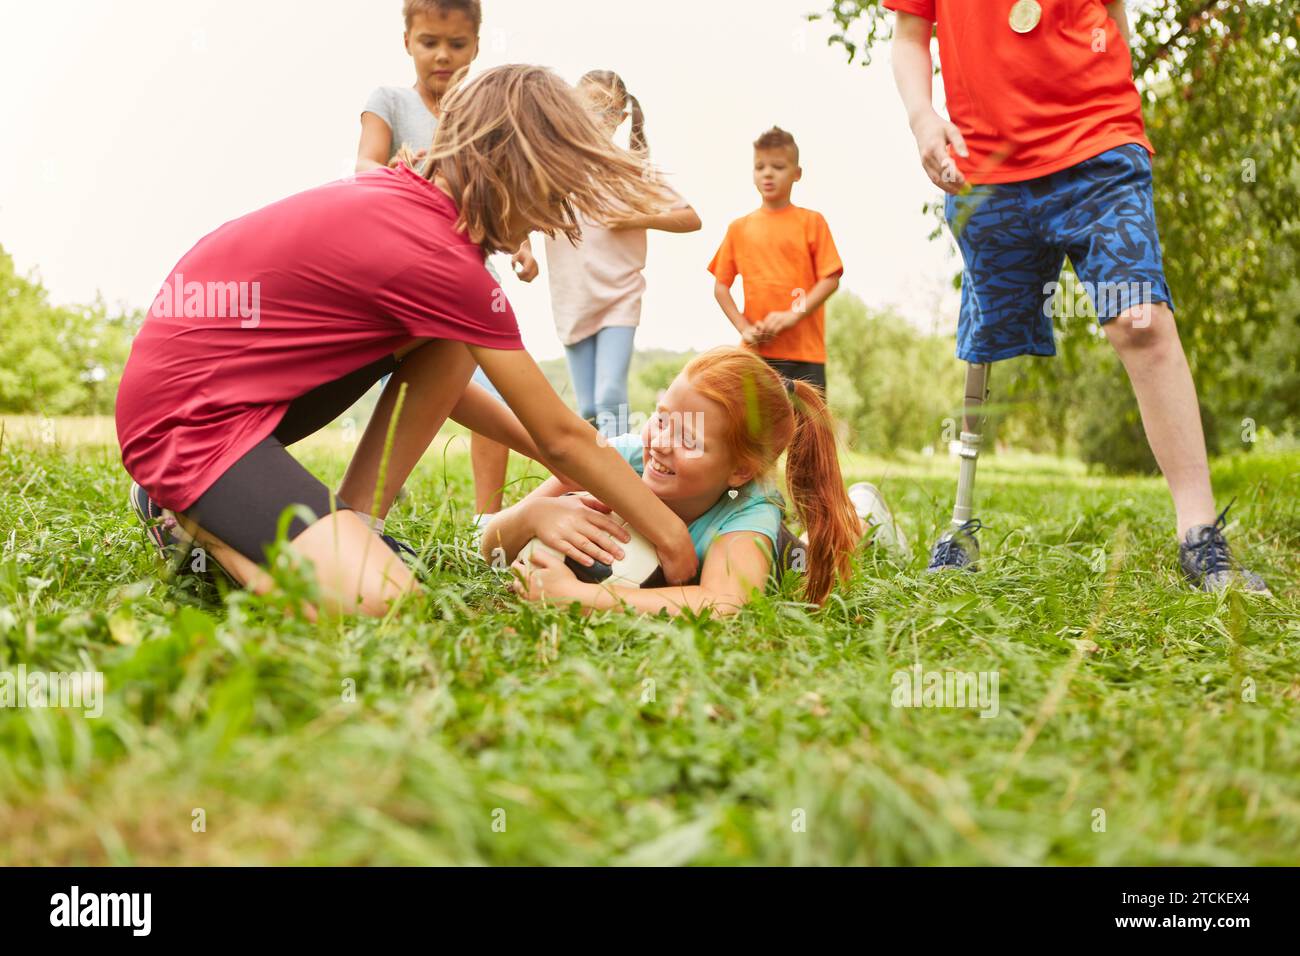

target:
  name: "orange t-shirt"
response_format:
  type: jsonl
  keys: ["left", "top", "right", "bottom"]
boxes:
{"left": 885, "top": 0, "right": 1154, "bottom": 183}
{"left": 707, "top": 205, "right": 844, "bottom": 364}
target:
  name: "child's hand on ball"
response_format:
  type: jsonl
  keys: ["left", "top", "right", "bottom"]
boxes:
{"left": 527, "top": 495, "right": 630, "bottom": 567}
{"left": 510, "top": 547, "right": 582, "bottom": 603}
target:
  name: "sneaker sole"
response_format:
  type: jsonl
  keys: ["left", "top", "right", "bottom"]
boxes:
{"left": 848, "top": 482, "right": 910, "bottom": 556}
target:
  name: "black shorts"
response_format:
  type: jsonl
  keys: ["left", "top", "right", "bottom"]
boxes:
{"left": 184, "top": 354, "right": 398, "bottom": 561}
{"left": 763, "top": 359, "right": 827, "bottom": 395}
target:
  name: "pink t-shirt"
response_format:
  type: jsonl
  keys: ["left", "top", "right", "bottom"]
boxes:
{"left": 542, "top": 185, "right": 686, "bottom": 347}
{"left": 116, "top": 164, "right": 523, "bottom": 511}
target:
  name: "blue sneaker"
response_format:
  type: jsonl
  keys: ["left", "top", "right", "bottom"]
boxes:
{"left": 927, "top": 519, "right": 982, "bottom": 572}
{"left": 1179, "top": 502, "right": 1270, "bottom": 595}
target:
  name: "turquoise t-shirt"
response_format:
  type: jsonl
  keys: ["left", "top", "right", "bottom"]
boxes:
{"left": 606, "top": 433, "right": 783, "bottom": 567}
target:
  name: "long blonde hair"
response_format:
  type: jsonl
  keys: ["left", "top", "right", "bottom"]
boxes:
{"left": 420, "top": 64, "right": 673, "bottom": 254}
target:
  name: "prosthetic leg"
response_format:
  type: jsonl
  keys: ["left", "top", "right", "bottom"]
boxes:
{"left": 928, "top": 362, "right": 990, "bottom": 571}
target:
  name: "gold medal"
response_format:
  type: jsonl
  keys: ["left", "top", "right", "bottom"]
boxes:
{"left": 1009, "top": 0, "right": 1042, "bottom": 33}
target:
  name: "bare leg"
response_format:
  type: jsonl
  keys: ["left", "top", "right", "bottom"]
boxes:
{"left": 174, "top": 510, "right": 415, "bottom": 619}
{"left": 1103, "top": 304, "right": 1215, "bottom": 538}
{"left": 338, "top": 338, "right": 477, "bottom": 519}
{"left": 471, "top": 432, "right": 510, "bottom": 514}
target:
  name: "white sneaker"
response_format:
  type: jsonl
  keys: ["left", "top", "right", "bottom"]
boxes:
{"left": 848, "top": 482, "right": 910, "bottom": 557}
{"left": 470, "top": 512, "right": 497, "bottom": 549}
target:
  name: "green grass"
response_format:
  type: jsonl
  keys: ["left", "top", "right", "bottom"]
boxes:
{"left": 0, "top": 417, "right": 1297, "bottom": 865}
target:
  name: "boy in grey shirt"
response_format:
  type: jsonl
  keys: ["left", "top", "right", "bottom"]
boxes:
{"left": 355, "top": 0, "right": 481, "bottom": 172}
{"left": 359, "top": 86, "right": 440, "bottom": 169}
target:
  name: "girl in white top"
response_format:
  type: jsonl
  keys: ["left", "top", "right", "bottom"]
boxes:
{"left": 525, "top": 71, "right": 701, "bottom": 438}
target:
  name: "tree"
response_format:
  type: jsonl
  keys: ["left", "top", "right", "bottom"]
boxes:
{"left": 825, "top": 292, "right": 965, "bottom": 455}
{"left": 0, "top": 246, "right": 139, "bottom": 416}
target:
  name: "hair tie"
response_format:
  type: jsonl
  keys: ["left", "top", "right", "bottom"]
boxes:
{"left": 784, "top": 378, "right": 797, "bottom": 398}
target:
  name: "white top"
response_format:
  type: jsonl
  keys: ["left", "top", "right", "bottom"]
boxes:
{"left": 543, "top": 184, "right": 686, "bottom": 347}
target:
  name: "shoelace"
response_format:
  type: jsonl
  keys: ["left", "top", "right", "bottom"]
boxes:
{"left": 930, "top": 519, "right": 982, "bottom": 566}
{"left": 1185, "top": 500, "right": 1234, "bottom": 576}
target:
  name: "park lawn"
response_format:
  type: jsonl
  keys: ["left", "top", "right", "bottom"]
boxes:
{"left": 0, "top": 416, "right": 1296, "bottom": 865}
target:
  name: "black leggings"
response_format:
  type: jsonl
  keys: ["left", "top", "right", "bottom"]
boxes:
{"left": 185, "top": 355, "right": 398, "bottom": 561}
{"left": 764, "top": 358, "right": 827, "bottom": 395}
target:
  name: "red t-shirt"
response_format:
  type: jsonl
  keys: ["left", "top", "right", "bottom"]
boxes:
{"left": 116, "top": 164, "right": 524, "bottom": 511}
{"left": 885, "top": 0, "right": 1154, "bottom": 183}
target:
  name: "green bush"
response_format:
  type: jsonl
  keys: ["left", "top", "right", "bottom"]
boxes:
{"left": 825, "top": 292, "right": 964, "bottom": 456}
{"left": 0, "top": 246, "right": 139, "bottom": 416}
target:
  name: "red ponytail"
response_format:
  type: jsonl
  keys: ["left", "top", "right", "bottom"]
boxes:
{"left": 784, "top": 379, "right": 860, "bottom": 604}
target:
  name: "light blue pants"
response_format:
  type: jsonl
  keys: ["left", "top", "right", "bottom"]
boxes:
{"left": 565, "top": 325, "right": 637, "bottom": 438}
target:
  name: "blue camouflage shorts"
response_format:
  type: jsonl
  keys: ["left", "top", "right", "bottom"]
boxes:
{"left": 945, "top": 143, "right": 1174, "bottom": 364}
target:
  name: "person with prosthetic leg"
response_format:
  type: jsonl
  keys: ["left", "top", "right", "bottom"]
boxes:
{"left": 887, "top": 1, "right": 1268, "bottom": 592}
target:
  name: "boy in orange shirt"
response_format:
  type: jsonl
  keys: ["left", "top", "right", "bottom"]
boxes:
{"left": 708, "top": 127, "right": 843, "bottom": 394}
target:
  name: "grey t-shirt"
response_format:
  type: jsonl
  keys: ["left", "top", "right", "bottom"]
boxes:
{"left": 362, "top": 86, "right": 438, "bottom": 161}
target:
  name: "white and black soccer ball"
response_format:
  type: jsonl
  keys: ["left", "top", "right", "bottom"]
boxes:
{"left": 517, "top": 511, "right": 666, "bottom": 589}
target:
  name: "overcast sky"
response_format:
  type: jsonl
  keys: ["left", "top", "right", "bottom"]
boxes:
{"left": 0, "top": 0, "right": 959, "bottom": 361}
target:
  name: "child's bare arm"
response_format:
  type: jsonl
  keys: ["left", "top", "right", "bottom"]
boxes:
{"left": 891, "top": 11, "right": 968, "bottom": 194}
{"left": 755, "top": 275, "right": 841, "bottom": 342}
{"left": 479, "top": 484, "right": 558, "bottom": 565}
{"left": 803, "top": 274, "right": 841, "bottom": 316}
{"left": 611, "top": 204, "right": 702, "bottom": 234}
{"left": 449, "top": 382, "right": 568, "bottom": 480}
{"left": 512, "top": 531, "right": 771, "bottom": 618}
{"left": 482, "top": 482, "right": 631, "bottom": 569}
{"left": 714, "top": 280, "right": 759, "bottom": 342}
{"left": 1105, "top": 2, "right": 1132, "bottom": 47}
{"left": 356, "top": 113, "right": 394, "bottom": 173}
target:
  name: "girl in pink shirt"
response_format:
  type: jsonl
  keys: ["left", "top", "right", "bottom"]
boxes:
{"left": 117, "top": 65, "right": 699, "bottom": 617}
